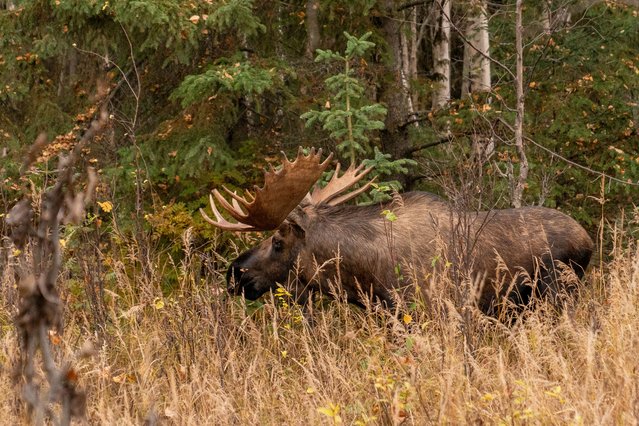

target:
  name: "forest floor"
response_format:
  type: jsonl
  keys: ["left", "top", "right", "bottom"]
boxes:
{"left": 1, "top": 226, "right": 638, "bottom": 425}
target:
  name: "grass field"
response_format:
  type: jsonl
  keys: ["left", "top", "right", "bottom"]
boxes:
{"left": 1, "top": 222, "right": 638, "bottom": 425}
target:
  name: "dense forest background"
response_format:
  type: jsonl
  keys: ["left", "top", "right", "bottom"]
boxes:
{"left": 1, "top": 0, "right": 637, "bottom": 238}
{"left": 1, "top": 0, "right": 639, "bottom": 424}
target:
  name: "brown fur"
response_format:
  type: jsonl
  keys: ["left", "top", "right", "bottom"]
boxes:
{"left": 226, "top": 192, "right": 594, "bottom": 313}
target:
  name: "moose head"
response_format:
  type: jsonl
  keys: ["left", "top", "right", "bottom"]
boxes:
{"left": 201, "top": 148, "right": 374, "bottom": 302}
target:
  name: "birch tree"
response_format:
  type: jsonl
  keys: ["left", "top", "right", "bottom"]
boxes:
{"left": 461, "top": 0, "right": 491, "bottom": 96}
{"left": 431, "top": 0, "right": 451, "bottom": 109}
{"left": 399, "top": 5, "right": 419, "bottom": 122}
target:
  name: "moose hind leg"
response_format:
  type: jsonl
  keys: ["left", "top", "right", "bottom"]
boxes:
{"left": 534, "top": 255, "right": 582, "bottom": 307}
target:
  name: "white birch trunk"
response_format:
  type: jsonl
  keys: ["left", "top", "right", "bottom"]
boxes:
{"left": 400, "top": 12, "right": 417, "bottom": 125}
{"left": 463, "top": 0, "right": 491, "bottom": 95}
{"left": 432, "top": 0, "right": 451, "bottom": 109}
{"left": 409, "top": 7, "right": 418, "bottom": 80}
{"left": 409, "top": 7, "right": 418, "bottom": 105}
{"left": 401, "top": 17, "right": 410, "bottom": 83}
{"left": 474, "top": 1, "right": 491, "bottom": 92}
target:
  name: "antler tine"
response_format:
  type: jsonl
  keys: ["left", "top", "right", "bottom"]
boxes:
{"left": 221, "top": 186, "right": 252, "bottom": 210}
{"left": 281, "top": 147, "right": 327, "bottom": 169}
{"left": 199, "top": 194, "right": 255, "bottom": 231}
{"left": 231, "top": 197, "right": 246, "bottom": 214}
{"left": 212, "top": 188, "right": 249, "bottom": 223}
{"left": 320, "top": 150, "right": 333, "bottom": 168}
{"left": 309, "top": 161, "right": 374, "bottom": 206}
{"left": 327, "top": 175, "right": 376, "bottom": 206}
{"left": 332, "top": 161, "right": 342, "bottom": 180}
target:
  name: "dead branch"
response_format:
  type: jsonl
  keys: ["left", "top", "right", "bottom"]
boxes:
{"left": 6, "top": 104, "right": 108, "bottom": 425}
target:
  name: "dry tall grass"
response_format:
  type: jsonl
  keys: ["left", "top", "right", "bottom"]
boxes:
{"left": 1, "top": 222, "right": 638, "bottom": 425}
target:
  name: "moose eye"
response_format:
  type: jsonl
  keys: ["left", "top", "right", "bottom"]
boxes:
{"left": 272, "top": 238, "right": 283, "bottom": 252}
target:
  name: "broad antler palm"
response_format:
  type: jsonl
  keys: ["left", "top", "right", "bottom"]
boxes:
{"left": 201, "top": 147, "right": 375, "bottom": 232}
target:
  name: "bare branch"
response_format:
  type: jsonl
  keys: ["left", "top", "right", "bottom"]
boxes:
{"left": 7, "top": 101, "right": 109, "bottom": 424}
{"left": 396, "top": 0, "right": 427, "bottom": 12}
{"left": 496, "top": 117, "right": 639, "bottom": 187}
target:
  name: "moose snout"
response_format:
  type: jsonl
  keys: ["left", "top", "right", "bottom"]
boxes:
{"left": 226, "top": 264, "right": 245, "bottom": 294}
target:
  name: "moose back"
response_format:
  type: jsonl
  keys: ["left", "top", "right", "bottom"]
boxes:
{"left": 202, "top": 148, "right": 593, "bottom": 313}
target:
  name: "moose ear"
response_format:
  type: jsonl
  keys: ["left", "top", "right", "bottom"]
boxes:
{"left": 284, "top": 207, "right": 308, "bottom": 238}
{"left": 287, "top": 221, "right": 305, "bottom": 239}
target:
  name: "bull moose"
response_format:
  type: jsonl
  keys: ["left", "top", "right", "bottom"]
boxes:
{"left": 202, "top": 148, "right": 593, "bottom": 314}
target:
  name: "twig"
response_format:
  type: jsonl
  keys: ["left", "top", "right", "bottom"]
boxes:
{"left": 396, "top": 0, "right": 427, "bottom": 12}
{"left": 496, "top": 117, "right": 639, "bottom": 187}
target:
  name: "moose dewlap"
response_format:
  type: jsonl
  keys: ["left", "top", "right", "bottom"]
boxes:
{"left": 202, "top": 148, "right": 593, "bottom": 313}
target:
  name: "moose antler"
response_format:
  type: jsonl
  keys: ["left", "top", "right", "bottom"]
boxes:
{"left": 200, "top": 147, "right": 333, "bottom": 231}
{"left": 308, "top": 162, "right": 375, "bottom": 206}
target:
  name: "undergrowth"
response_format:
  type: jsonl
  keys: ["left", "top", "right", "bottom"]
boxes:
{"left": 0, "top": 220, "right": 638, "bottom": 425}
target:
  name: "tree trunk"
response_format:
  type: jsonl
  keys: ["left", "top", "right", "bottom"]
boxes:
{"left": 305, "top": 0, "right": 321, "bottom": 59}
{"left": 409, "top": 6, "right": 418, "bottom": 102}
{"left": 379, "top": 0, "right": 412, "bottom": 185}
{"left": 431, "top": 0, "right": 451, "bottom": 109}
{"left": 512, "top": 0, "right": 528, "bottom": 208}
{"left": 401, "top": 15, "right": 410, "bottom": 80}
{"left": 400, "top": 12, "right": 417, "bottom": 125}
{"left": 461, "top": 30, "right": 471, "bottom": 97}
{"left": 475, "top": 1, "right": 491, "bottom": 92}
{"left": 541, "top": 0, "right": 552, "bottom": 34}
{"left": 462, "top": 0, "right": 491, "bottom": 95}
{"left": 0, "top": 1, "right": 16, "bottom": 10}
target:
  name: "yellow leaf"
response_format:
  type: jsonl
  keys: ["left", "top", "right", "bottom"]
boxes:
{"left": 275, "top": 286, "right": 291, "bottom": 297}
{"left": 403, "top": 314, "right": 412, "bottom": 324}
{"left": 153, "top": 297, "right": 165, "bottom": 310}
{"left": 112, "top": 372, "right": 136, "bottom": 384}
{"left": 98, "top": 200, "right": 113, "bottom": 213}
{"left": 317, "top": 407, "right": 335, "bottom": 417}
{"left": 481, "top": 392, "right": 497, "bottom": 402}
{"left": 317, "top": 403, "right": 340, "bottom": 419}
